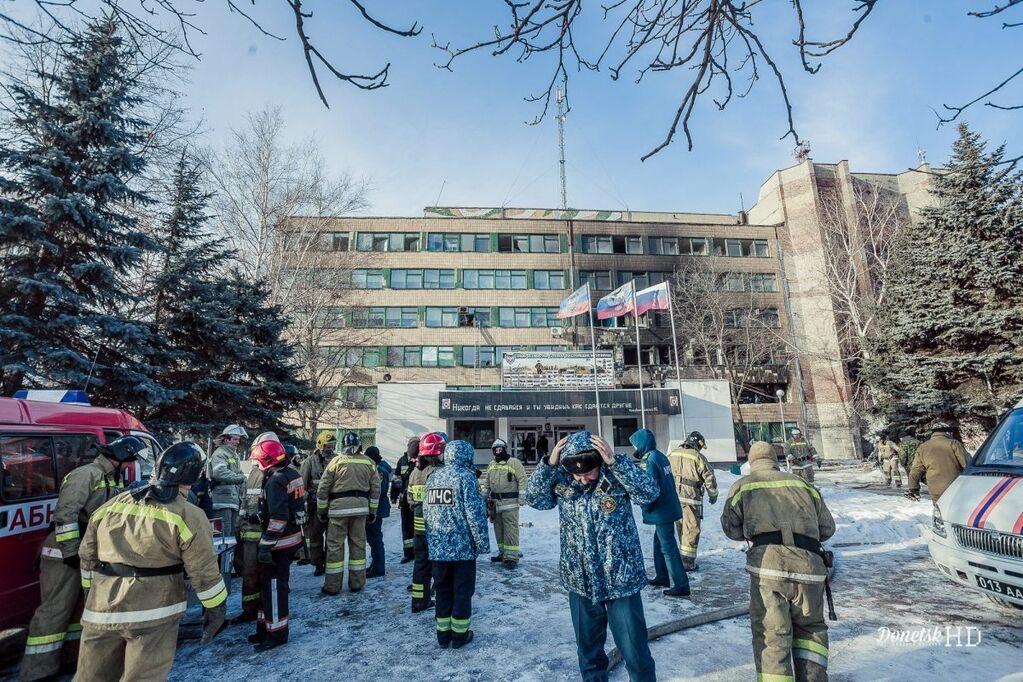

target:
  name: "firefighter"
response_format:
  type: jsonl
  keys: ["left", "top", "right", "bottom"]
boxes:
{"left": 248, "top": 439, "right": 305, "bottom": 650}
{"left": 631, "top": 428, "right": 689, "bottom": 597}
{"left": 721, "top": 441, "right": 836, "bottom": 682}
{"left": 299, "top": 431, "right": 337, "bottom": 575}
{"left": 408, "top": 432, "right": 447, "bottom": 612}
{"left": 785, "top": 429, "right": 817, "bottom": 483}
{"left": 208, "top": 424, "right": 248, "bottom": 539}
{"left": 668, "top": 430, "right": 718, "bottom": 571}
{"left": 424, "top": 440, "right": 490, "bottom": 648}
{"left": 391, "top": 437, "right": 420, "bottom": 563}
{"left": 526, "top": 431, "right": 659, "bottom": 682}
{"left": 480, "top": 438, "right": 526, "bottom": 568}
{"left": 877, "top": 436, "right": 903, "bottom": 488}
{"left": 317, "top": 432, "right": 380, "bottom": 595}
{"left": 907, "top": 421, "right": 969, "bottom": 503}
{"left": 19, "top": 436, "right": 143, "bottom": 682}
{"left": 231, "top": 441, "right": 268, "bottom": 625}
{"left": 74, "top": 442, "right": 228, "bottom": 682}
{"left": 365, "top": 446, "right": 392, "bottom": 578}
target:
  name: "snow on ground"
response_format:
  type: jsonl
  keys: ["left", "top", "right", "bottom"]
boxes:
{"left": 160, "top": 463, "right": 1022, "bottom": 681}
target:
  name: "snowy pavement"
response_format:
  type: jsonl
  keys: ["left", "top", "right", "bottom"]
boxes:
{"left": 149, "top": 465, "right": 1023, "bottom": 680}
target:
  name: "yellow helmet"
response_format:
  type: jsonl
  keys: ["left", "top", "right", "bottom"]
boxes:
{"left": 316, "top": 431, "right": 337, "bottom": 451}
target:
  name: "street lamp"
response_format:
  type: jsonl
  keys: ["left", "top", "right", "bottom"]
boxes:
{"left": 775, "top": 389, "right": 786, "bottom": 443}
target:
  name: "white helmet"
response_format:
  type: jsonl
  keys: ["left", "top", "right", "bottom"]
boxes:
{"left": 219, "top": 424, "right": 248, "bottom": 440}
{"left": 491, "top": 438, "right": 508, "bottom": 450}
{"left": 252, "top": 431, "right": 281, "bottom": 446}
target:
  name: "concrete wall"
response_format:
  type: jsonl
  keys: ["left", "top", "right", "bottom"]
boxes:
{"left": 375, "top": 382, "right": 447, "bottom": 465}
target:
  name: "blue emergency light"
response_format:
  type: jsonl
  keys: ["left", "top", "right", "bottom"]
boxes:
{"left": 12, "top": 389, "right": 91, "bottom": 405}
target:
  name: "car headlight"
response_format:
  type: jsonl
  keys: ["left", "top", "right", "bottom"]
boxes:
{"left": 932, "top": 504, "right": 947, "bottom": 538}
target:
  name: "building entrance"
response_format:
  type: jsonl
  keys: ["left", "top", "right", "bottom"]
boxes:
{"left": 510, "top": 423, "right": 583, "bottom": 464}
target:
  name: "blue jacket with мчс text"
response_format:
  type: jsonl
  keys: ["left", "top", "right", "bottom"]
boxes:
{"left": 525, "top": 430, "right": 659, "bottom": 603}
{"left": 630, "top": 428, "right": 683, "bottom": 526}
{"left": 424, "top": 440, "right": 490, "bottom": 561}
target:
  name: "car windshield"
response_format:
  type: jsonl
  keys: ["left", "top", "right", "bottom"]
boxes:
{"left": 975, "top": 408, "right": 1023, "bottom": 469}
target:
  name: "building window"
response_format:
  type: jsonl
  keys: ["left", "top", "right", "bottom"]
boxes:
{"left": 580, "top": 235, "right": 643, "bottom": 255}
{"left": 425, "top": 307, "right": 459, "bottom": 328}
{"left": 648, "top": 236, "right": 679, "bottom": 255}
{"left": 356, "top": 232, "right": 420, "bottom": 252}
{"left": 711, "top": 237, "right": 771, "bottom": 258}
{"left": 452, "top": 420, "right": 496, "bottom": 449}
{"left": 749, "top": 273, "right": 778, "bottom": 292}
{"left": 497, "top": 234, "right": 561, "bottom": 253}
{"left": 353, "top": 269, "right": 384, "bottom": 289}
{"left": 720, "top": 272, "right": 745, "bottom": 292}
{"left": 616, "top": 271, "right": 651, "bottom": 289}
{"left": 724, "top": 308, "right": 781, "bottom": 328}
{"left": 463, "top": 269, "right": 527, "bottom": 289}
{"left": 339, "top": 386, "right": 378, "bottom": 409}
{"left": 468, "top": 307, "right": 491, "bottom": 327}
{"left": 612, "top": 418, "right": 639, "bottom": 448}
{"left": 680, "top": 237, "right": 710, "bottom": 256}
{"left": 533, "top": 270, "right": 567, "bottom": 290}
{"left": 421, "top": 346, "right": 455, "bottom": 368}
{"left": 462, "top": 346, "right": 498, "bottom": 367}
{"left": 314, "top": 307, "right": 347, "bottom": 328}
{"left": 427, "top": 233, "right": 490, "bottom": 253}
{"left": 390, "top": 269, "right": 455, "bottom": 289}
{"left": 579, "top": 270, "right": 612, "bottom": 290}
{"left": 744, "top": 421, "right": 799, "bottom": 444}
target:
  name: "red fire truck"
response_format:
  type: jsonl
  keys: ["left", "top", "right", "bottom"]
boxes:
{"left": 0, "top": 392, "right": 159, "bottom": 631}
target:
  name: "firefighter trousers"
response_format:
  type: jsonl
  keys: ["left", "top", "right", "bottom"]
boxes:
{"left": 232, "top": 540, "right": 261, "bottom": 618}
{"left": 74, "top": 619, "right": 180, "bottom": 682}
{"left": 750, "top": 576, "right": 829, "bottom": 682}
{"left": 399, "top": 500, "right": 415, "bottom": 559}
{"left": 323, "top": 515, "right": 367, "bottom": 594}
{"left": 791, "top": 463, "right": 815, "bottom": 484}
{"left": 19, "top": 556, "right": 82, "bottom": 682}
{"left": 882, "top": 459, "right": 902, "bottom": 486}
{"left": 411, "top": 531, "right": 432, "bottom": 609}
{"left": 676, "top": 504, "right": 703, "bottom": 565}
{"left": 256, "top": 548, "right": 296, "bottom": 644}
{"left": 433, "top": 560, "right": 476, "bottom": 646}
{"left": 304, "top": 498, "right": 326, "bottom": 570}
{"left": 493, "top": 507, "right": 520, "bottom": 561}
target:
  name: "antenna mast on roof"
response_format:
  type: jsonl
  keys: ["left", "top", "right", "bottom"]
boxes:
{"left": 556, "top": 84, "right": 568, "bottom": 211}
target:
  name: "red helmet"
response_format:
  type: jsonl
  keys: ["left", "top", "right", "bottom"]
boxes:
{"left": 251, "top": 440, "right": 287, "bottom": 470}
{"left": 419, "top": 432, "right": 448, "bottom": 458}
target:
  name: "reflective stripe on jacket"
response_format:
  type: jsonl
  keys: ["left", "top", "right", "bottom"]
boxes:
{"left": 481, "top": 458, "right": 527, "bottom": 512}
{"left": 317, "top": 450, "right": 381, "bottom": 518}
{"left": 668, "top": 447, "right": 718, "bottom": 507}
{"left": 208, "top": 444, "right": 246, "bottom": 511}
{"left": 237, "top": 467, "right": 265, "bottom": 542}
{"left": 45, "top": 455, "right": 124, "bottom": 560}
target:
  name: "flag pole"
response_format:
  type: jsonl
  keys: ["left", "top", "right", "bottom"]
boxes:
{"left": 586, "top": 283, "right": 603, "bottom": 437}
{"left": 632, "top": 283, "right": 646, "bottom": 429}
{"left": 666, "top": 283, "right": 687, "bottom": 435}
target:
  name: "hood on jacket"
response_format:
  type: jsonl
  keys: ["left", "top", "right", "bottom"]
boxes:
{"left": 444, "top": 440, "right": 476, "bottom": 469}
{"left": 629, "top": 428, "right": 657, "bottom": 457}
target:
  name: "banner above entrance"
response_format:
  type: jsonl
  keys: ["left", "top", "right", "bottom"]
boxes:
{"left": 502, "top": 351, "right": 614, "bottom": 390}
{"left": 438, "top": 389, "right": 681, "bottom": 418}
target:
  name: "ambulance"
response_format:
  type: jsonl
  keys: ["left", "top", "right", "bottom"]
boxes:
{"left": 928, "top": 402, "right": 1023, "bottom": 610}
{"left": 0, "top": 391, "right": 159, "bottom": 631}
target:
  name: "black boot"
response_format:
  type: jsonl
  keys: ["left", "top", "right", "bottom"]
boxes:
{"left": 490, "top": 555, "right": 504, "bottom": 563}
{"left": 254, "top": 639, "right": 286, "bottom": 652}
{"left": 411, "top": 600, "right": 435, "bottom": 613}
{"left": 247, "top": 633, "right": 266, "bottom": 644}
{"left": 663, "top": 586, "right": 691, "bottom": 597}
{"left": 231, "top": 612, "right": 257, "bottom": 625}
{"left": 451, "top": 631, "right": 474, "bottom": 649}
{"left": 313, "top": 565, "right": 325, "bottom": 577}
{"left": 400, "top": 555, "right": 414, "bottom": 564}
{"left": 647, "top": 578, "right": 669, "bottom": 587}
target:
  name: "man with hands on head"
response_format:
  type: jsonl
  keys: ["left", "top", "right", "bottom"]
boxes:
{"left": 525, "top": 431, "right": 659, "bottom": 682}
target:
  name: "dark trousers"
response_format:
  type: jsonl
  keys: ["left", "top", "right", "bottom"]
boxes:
{"left": 367, "top": 513, "right": 385, "bottom": 575}
{"left": 569, "top": 591, "right": 656, "bottom": 682}
{"left": 411, "top": 532, "right": 432, "bottom": 608}
{"left": 433, "top": 560, "right": 476, "bottom": 646}
{"left": 399, "top": 501, "right": 415, "bottom": 559}
{"left": 256, "top": 549, "right": 295, "bottom": 644}
{"left": 652, "top": 522, "right": 690, "bottom": 591}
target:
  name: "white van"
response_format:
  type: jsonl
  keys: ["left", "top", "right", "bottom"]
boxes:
{"left": 927, "top": 405, "right": 1023, "bottom": 609}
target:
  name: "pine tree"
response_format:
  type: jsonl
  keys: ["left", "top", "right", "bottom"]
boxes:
{"left": 0, "top": 18, "right": 172, "bottom": 408}
{"left": 865, "top": 123, "right": 1023, "bottom": 432}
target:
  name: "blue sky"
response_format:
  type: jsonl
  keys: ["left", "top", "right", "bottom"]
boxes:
{"left": 52, "top": 3, "right": 1023, "bottom": 215}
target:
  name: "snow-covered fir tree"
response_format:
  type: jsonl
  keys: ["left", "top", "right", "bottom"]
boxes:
{"left": 0, "top": 17, "right": 172, "bottom": 408}
{"left": 865, "top": 123, "right": 1023, "bottom": 433}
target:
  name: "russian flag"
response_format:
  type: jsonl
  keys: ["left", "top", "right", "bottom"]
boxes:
{"left": 556, "top": 284, "right": 592, "bottom": 319}
{"left": 635, "top": 282, "right": 671, "bottom": 316}
{"left": 596, "top": 281, "right": 636, "bottom": 320}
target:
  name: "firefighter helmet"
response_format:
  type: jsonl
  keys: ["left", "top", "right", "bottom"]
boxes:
{"left": 218, "top": 424, "right": 248, "bottom": 440}
{"left": 343, "top": 431, "right": 361, "bottom": 448}
{"left": 251, "top": 440, "right": 287, "bottom": 471}
{"left": 684, "top": 431, "right": 707, "bottom": 451}
{"left": 419, "top": 432, "right": 448, "bottom": 458}
{"left": 102, "top": 435, "right": 145, "bottom": 463}
{"left": 316, "top": 431, "right": 337, "bottom": 451}
{"left": 154, "top": 442, "right": 206, "bottom": 486}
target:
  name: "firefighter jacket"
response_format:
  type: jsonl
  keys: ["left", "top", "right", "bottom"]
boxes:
{"left": 408, "top": 461, "right": 443, "bottom": 533}
{"left": 721, "top": 459, "right": 836, "bottom": 585}
{"left": 208, "top": 443, "right": 246, "bottom": 511}
{"left": 908, "top": 433, "right": 969, "bottom": 500}
{"left": 300, "top": 449, "right": 334, "bottom": 501}
{"left": 424, "top": 441, "right": 490, "bottom": 561}
{"left": 77, "top": 490, "right": 227, "bottom": 630}
{"left": 42, "top": 455, "right": 124, "bottom": 561}
{"left": 480, "top": 456, "right": 527, "bottom": 513}
{"left": 317, "top": 449, "right": 380, "bottom": 518}
{"left": 668, "top": 445, "right": 719, "bottom": 508}
{"left": 525, "top": 452, "right": 659, "bottom": 603}
{"left": 260, "top": 465, "right": 305, "bottom": 552}
{"left": 376, "top": 460, "right": 393, "bottom": 518}
{"left": 785, "top": 439, "right": 816, "bottom": 467}
{"left": 237, "top": 466, "right": 265, "bottom": 544}
{"left": 877, "top": 441, "right": 902, "bottom": 464}
{"left": 391, "top": 453, "right": 413, "bottom": 506}
{"left": 630, "top": 429, "right": 682, "bottom": 525}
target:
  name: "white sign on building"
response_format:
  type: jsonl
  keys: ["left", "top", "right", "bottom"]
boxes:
{"left": 501, "top": 351, "right": 615, "bottom": 390}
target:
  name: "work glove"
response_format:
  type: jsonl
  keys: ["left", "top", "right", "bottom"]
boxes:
{"left": 201, "top": 602, "right": 227, "bottom": 644}
{"left": 63, "top": 554, "right": 80, "bottom": 569}
{"left": 258, "top": 547, "right": 274, "bottom": 564}
{"left": 708, "top": 494, "right": 718, "bottom": 506}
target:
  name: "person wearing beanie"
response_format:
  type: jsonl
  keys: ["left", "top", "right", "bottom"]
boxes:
{"left": 365, "top": 446, "right": 392, "bottom": 578}
{"left": 721, "top": 440, "right": 836, "bottom": 682}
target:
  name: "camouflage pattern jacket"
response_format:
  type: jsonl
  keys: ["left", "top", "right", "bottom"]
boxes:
{"left": 526, "top": 452, "right": 659, "bottom": 603}
{"left": 424, "top": 441, "right": 490, "bottom": 561}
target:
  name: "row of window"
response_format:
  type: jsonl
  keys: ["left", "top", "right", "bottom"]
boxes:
{"left": 282, "top": 230, "right": 772, "bottom": 258}
{"left": 353, "top": 269, "right": 569, "bottom": 290}
{"left": 578, "top": 270, "right": 778, "bottom": 292}
{"left": 327, "top": 345, "right": 566, "bottom": 368}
